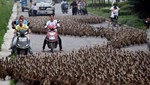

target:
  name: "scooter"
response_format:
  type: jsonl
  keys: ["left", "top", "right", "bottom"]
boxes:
{"left": 14, "top": 30, "right": 30, "bottom": 55}
{"left": 61, "top": 3, "right": 68, "bottom": 14}
{"left": 45, "top": 25, "right": 59, "bottom": 53}
{"left": 147, "top": 32, "right": 150, "bottom": 51}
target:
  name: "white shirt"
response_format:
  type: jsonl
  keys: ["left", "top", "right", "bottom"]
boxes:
{"left": 46, "top": 20, "right": 58, "bottom": 27}
{"left": 61, "top": 1, "right": 64, "bottom": 5}
{"left": 31, "top": 5, "right": 38, "bottom": 10}
{"left": 110, "top": 6, "right": 120, "bottom": 17}
{"left": 45, "top": 20, "right": 59, "bottom": 31}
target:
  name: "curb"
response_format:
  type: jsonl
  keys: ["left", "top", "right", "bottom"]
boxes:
{"left": 0, "top": 3, "right": 17, "bottom": 58}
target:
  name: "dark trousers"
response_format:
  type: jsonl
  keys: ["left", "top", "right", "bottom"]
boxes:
{"left": 33, "top": 10, "right": 37, "bottom": 16}
{"left": 42, "top": 36, "right": 62, "bottom": 50}
{"left": 72, "top": 7, "right": 77, "bottom": 15}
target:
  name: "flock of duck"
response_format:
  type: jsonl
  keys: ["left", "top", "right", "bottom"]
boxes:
{"left": 0, "top": 15, "right": 149, "bottom": 85}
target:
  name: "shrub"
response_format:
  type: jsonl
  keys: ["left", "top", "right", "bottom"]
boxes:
{"left": 120, "top": 4, "right": 130, "bottom": 10}
{"left": 118, "top": 1, "right": 129, "bottom": 8}
{"left": 0, "top": 0, "right": 13, "bottom": 49}
{"left": 119, "top": 10, "right": 133, "bottom": 15}
{"left": 101, "top": 7, "right": 110, "bottom": 13}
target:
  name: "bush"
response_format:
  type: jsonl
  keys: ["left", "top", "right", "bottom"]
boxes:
{"left": 0, "top": 0, "right": 13, "bottom": 49}
{"left": 120, "top": 4, "right": 130, "bottom": 10}
{"left": 88, "top": 3, "right": 111, "bottom": 8}
{"left": 126, "top": 18, "right": 144, "bottom": 28}
{"left": 101, "top": 7, "right": 110, "bottom": 13}
{"left": 119, "top": 10, "right": 133, "bottom": 15}
{"left": 118, "top": 15, "right": 144, "bottom": 29}
{"left": 118, "top": 1, "right": 129, "bottom": 8}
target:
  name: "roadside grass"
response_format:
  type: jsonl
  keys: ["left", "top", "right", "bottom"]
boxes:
{"left": 0, "top": 0, "right": 13, "bottom": 50}
{"left": 87, "top": 1, "right": 145, "bottom": 30}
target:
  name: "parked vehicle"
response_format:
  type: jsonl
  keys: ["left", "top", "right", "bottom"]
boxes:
{"left": 14, "top": 30, "right": 30, "bottom": 55}
{"left": 45, "top": 25, "right": 59, "bottom": 53}
{"left": 147, "top": 29, "right": 150, "bottom": 51}
{"left": 21, "top": 0, "right": 31, "bottom": 12}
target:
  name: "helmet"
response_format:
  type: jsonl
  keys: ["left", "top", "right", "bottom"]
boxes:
{"left": 48, "top": 25, "right": 56, "bottom": 29}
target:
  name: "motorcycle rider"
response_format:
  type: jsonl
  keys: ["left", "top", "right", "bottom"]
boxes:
{"left": 109, "top": 4, "right": 120, "bottom": 25}
{"left": 42, "top": 15, "right": 63, "bottom": 52}
{"left": 12, "top": 15, "right": 29, "bottom": 29}
{"left": 61, "top": 0, "right": 69, "bottom": 13}
{"left": 11, "top": 19, "right": 33, "bottom": 54}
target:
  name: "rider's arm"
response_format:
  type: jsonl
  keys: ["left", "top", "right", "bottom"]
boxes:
{"left": 45, "top": 21, "right": 49, "bottom": 28}
{"left": 55, "top": 20, "right": 60, "bottom": 28}
{"left": 26, "top": 25, "right": 32, "bottom": 33}
{"left": 14, "top": 26, "right": 18, "bottom": 34}
{"left": 110, "top": 6, "right": 113, "bottom": 10}
{"left": 12, "top": 21, "right": 17, "bottom": 29}
{"left": 28, "top": 29, "right": 32, "bottom": 33}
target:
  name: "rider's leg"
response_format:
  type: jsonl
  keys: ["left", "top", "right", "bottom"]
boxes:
{"left": 28, "top": 41, "right": 33, "bottom": 54}
{"left": 42, "top": 37, "right": 47, "bottom": 51}
{"left": 11, "top": 35, "right": 17, "bottom": 54}
{"left": 26, "top": 35, "right": 33, "bottom": 54}
{"left": 58, "top": 36, "right": 62, "bottom": 51}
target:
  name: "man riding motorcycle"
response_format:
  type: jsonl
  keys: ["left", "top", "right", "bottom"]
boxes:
{"left": 61, "top": 0, "right": 69, "bottom": 14}
{"left": 11, "top": 19, "right": 33, "bottom": 54}
{"left": 12, "top": 15, "right": 29, "bottom": 29}
{"left": 43, "top": 15, "right": 63, "bottom": 52}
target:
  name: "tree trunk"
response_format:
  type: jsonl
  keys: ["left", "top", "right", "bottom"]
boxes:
{"left": 99, "top": 0, "right": 100, "bottom": 9}
{"left": 94, "top": 0, "right": 96, "bottom": 9}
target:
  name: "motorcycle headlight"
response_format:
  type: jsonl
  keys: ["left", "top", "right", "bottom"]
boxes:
{"left": 19, "top": 37, "right": 27, "bottom": 42}
{"left": 17, "top": 44, "right": 20, "bottom": 46}
{"left": 26, "top": 44, "right": 29, "bottom": 47}
{"left": 49, "top": 36, "right": 55, "bottom": 40}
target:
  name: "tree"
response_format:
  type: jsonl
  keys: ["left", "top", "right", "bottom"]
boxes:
{"left": 129, "top": 0, "right": 150, "bottom": 18}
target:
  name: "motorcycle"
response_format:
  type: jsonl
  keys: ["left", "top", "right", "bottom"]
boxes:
{"left": 61, "top": 3, "right": 68, "bottom": 14}
{"left": 13, "top": 30, "right": 30, "bottom": 55}
{"left": 147, "top": 30, "right": 150, "bottom": 51}
{"left": 45, "top": 25, "right": 59, "bottom": 53}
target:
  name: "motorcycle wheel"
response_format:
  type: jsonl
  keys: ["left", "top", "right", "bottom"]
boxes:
{"left": 17, "top": 48, "right": 20, "bottom": 55}
{"left": 25, "top": 49, "right": 28, "bottom": 55}
{"left": 50, "top": 43, "right": 54, "bottom": 53}
{"left": 148, "top": 41, "right": 150, "bottom": 51}
{"left": 17, "top": 48, "right": 28, "bottom": 55}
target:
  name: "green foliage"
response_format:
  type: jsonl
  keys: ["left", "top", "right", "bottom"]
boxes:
{"left": 129, "top": 0, "right": 150, "bottom": 18}
{"left": 101, "top": 7, "right": 110, "bottom": 13}
{"left": 120, "top": 4, "right": 130, "bottom": 10}
{"left": 10, "top": 79, "right": 15, "bottom": 85}
{"left": 118, "top": 15, "right": 144, "bottom": 29}
{"left": 117, "top": 1, "right": 129, "bottom": 8}
{"left": 88, "top": 3, "right": 111, "bottom": 8}
{"left": 0, "top": 0, "right": 13, "bottom": 49}
{"left": 119, "top": 10, "right": 133, "bottom": 16}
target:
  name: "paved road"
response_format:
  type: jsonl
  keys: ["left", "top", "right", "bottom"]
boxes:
{"left": 17, "top": 3, "right": 107, "bottom": 53}
{"left": 0, "top": 2, "right": 148, "bottom": 85}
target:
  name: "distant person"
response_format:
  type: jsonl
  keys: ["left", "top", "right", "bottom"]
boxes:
{"left": 109, "top": 4, "right": 120, "bottom": 24}
{"left": 12, "top": 15, "right": 29, "bottom": 29}
{"left": 31, "top": 3, "right": 38, "bottom": 16}
{"left": 61, "top": 0, "right": 69, "bottom": 13}
{"left": 145, "top": 17, "right": 150, "bottom": 29}
{"left": 70, "top": 0, "right": 78, "bottom": 15}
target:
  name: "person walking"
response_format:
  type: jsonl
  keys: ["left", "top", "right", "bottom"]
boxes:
{"left": 70, "top": 0, "right": 78, "bottom": 15}
{"left": 31, "top": 3, "right": 38, "bottom": 16}
{"left": 109, "top": 3, "right": 120, "bottom": 26}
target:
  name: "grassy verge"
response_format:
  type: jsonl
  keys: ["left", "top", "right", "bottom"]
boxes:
{"left": 87, "top": 2, "right": 145, "bottom": 30}
{"left": 0, "top": 0, "right": 14, "bottom": 50}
